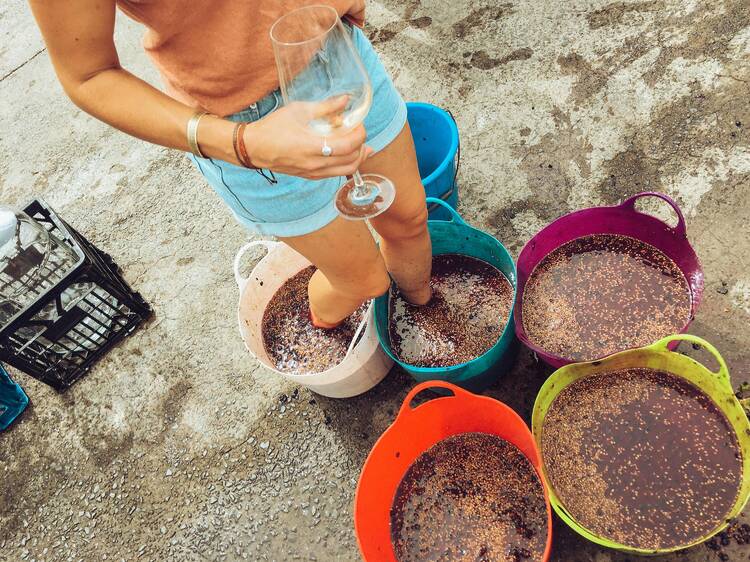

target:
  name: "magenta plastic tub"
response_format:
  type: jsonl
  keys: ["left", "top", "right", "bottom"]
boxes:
{"left": 514, "top": 192, "right": 704, "bottom": 368}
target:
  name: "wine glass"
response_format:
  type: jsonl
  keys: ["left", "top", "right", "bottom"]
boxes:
{"left": 270, "top": 5, "right": 396, "bottom": 220}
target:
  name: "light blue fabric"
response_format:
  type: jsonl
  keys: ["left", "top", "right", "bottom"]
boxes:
{"left": 189, "top": 25, "right": 407, "bottom": 237}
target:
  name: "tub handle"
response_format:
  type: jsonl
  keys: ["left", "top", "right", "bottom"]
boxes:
{"left": 397, "top": 380, "right": 473, "bottom": 418}
{"left": 446, "top": 109, "right": 461, "bottom": 192}
{"left": 233, "top": 240, "right": 280, "bottom": 291}
{"left": 425, "top": 197, "right": 467, "bottom": 226}
{"left": 619, "top": 191, "right": 687, "bottom": 238}
{"left": 651, "top": 334, "right": 731, "bottom": 390}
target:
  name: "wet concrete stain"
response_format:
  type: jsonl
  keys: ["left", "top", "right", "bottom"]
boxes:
{"left": 369, "top": 17, "right": 432, "bottom": 44}
{"left": 597, "top": 147, "right": 663, "bottom": 202}
{"left": 561, "top": 1, "right": 750, "bottom": 107}
{"left": 557, "top": 52, "right": 609, "bottom": 107}
{"left": 642, "top": 0, "right": 750, "bottom": 87}
{"left": 452, "top": 4, "right": 514, "bottom": 39}
{"left": 597, "top": 78, "right": 750, "bottom": 206}
{"left": 465, "top": 47, "right": 533, "bottom": 70}
{"left": 402, "top": 0, "right": 422, "bottom": 20}
{"left": 586, "top": 0, "right": 661, "bottom": 30}
{"left": 409, "top": 16, "right": 432, "bottom": 29}
{"left": 489, "top": 108, "right": 593, "bottom": 233}
{"left": 487, "top": 199, "right": 535, "bottom": 255}
{"left": 159, "top": 379, "right": 193, "bottom": 424}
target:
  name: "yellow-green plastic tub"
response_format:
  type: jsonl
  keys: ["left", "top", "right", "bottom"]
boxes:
{"left": 531, "top": 334, "right": 750, "bottom": 555}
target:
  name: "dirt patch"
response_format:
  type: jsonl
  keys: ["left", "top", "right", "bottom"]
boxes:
{"left": 368, "top": 16, "right": 434, "bottom": 44}
{"left": 489, "top": 108, "right": 592, "bottom": 231}
{"left": 452, "top": 4, "right": 514, "bottom": 39}
{"left": 159, "top": 379, "right": 193, "bottom": 424}
{"left": 409, "top": 16, "right": 432, "bottom": 28}
{"left": 403, "top": 0, "right": 422, "bottom": 20}
{"left": 562, "top": 2, "right": 749, "bottom": 107}
{"left": 557, "top": 33, "right": 654, "bottom": 106}
{"left": 597, "top": 147, "right": 663, "bottom": 202}
{"left": 642, "top": 0, "right": 750, "bottom": 87}
{"left": 557, "top": 52, "right": 609, "bottom": 107}
{"left": 486, "top": 199, "right": 530, "bottom": 255}
{"left": 586, "top": 0, "right": 660, "bottom": 30}
{"left": 368, "top": 21, "right": 408, "bottom": 44}
{"left": 596, "top": 77, "right": 749, "bottom": 206}
{"left": 466, "top": 47, "right": 533, "bottom": 70}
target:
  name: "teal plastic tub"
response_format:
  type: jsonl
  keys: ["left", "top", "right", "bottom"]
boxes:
{"left": 374, "top": 199, "right": 517, "bottom": 392}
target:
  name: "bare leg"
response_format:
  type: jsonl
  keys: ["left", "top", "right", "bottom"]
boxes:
{"left": 280, "top": 122, "right": 431, "bottom": 324}
{"left": 364, "top": 122, "right": 432, "bottom": 304}
{"left": 280, "top": 216, "right": 391, "bottom": 326}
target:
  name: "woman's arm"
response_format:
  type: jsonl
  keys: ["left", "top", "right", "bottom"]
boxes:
{"left": 28, "top": 0, "right": 370, "bottom": 179}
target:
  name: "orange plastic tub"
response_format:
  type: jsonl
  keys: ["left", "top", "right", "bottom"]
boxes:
{"left": 354, "top": 380, "right": 553, "bottom": 561}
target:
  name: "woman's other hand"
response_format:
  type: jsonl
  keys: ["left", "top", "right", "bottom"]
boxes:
{"left": 243, "top": 95, "right": 372, "bottom": 180}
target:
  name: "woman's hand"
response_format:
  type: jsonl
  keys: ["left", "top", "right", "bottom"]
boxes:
{"left": 345, "top": 0, "right": 366, "bottom": 27}
{"left": 243, "top": 96, "right": 372, "bottom": 180}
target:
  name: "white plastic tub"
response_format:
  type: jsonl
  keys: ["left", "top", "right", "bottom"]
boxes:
{"left": 234, "top": 240, "right": 392, "bottom": 398}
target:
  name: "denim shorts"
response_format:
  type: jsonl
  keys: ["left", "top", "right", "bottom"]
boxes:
{"left": 189, "top": 26, "right": 407, "bottom": 237}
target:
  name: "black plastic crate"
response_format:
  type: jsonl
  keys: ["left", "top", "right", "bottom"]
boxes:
{"left": 0, "top": 199, "right": 152, "bottom": 390}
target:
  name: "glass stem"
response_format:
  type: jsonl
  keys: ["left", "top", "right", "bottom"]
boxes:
{"left": 351, "top": 169, "right": 375, "bottom": 204}
{"left": 352, "top": 169, "right": 366, "bottom": 194}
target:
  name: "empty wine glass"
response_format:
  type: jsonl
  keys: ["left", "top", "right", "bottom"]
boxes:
{"left": 270, "top": 5, "right": 396, "bottom": 220}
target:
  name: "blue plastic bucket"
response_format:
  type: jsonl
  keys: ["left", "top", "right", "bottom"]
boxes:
{"left": 0, "top": 363, "right": 28, "bottom": 431}
{"left": 374, "top": 198, "right": 517, "bottom": 392}
{"left": 406, "top": 102, "right": 459, "bottom": 221}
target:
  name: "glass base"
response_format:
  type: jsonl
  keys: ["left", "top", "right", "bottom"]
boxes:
{"left": 334, "top": 174, "right": 396, "bottom": 220}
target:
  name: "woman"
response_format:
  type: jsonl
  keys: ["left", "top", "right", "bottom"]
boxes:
{"left": 28, "top": 0, "right": 432, "bottom": 328}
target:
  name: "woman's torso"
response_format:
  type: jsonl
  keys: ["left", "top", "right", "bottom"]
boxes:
{"left": 116, "top": 0, "right": 352, "bottom": 116}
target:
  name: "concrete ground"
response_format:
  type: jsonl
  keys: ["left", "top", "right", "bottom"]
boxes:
{"left": 1, "top": 0, "right": 749, "bottom": 560}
